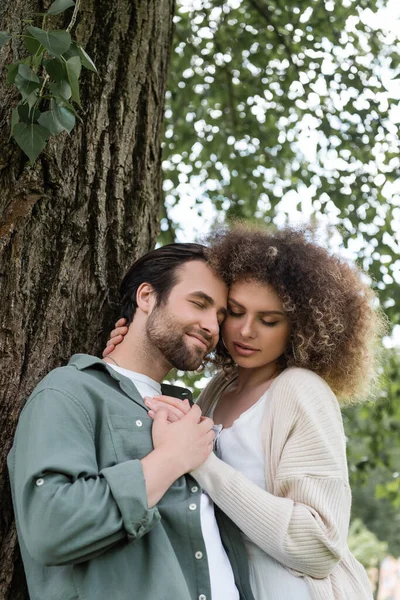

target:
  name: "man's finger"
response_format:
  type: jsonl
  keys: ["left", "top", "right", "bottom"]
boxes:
{"left": 146, "top": 402, "right": 185, "bottom": 421}
{"left": 146, "top": 396, "right": 190, "bottom": 415}
{"left": 152, "top": 395, "right": 190, "bottom": 409}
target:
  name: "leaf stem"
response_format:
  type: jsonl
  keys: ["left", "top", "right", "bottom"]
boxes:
{"left": 66, "top": 0, "right": 81, "bottom": 33}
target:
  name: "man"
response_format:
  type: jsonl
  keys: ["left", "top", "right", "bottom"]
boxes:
{"left": 8, "top": 243, "right": 255, "bottom": 600}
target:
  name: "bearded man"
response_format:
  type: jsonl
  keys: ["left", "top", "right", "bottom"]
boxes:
{"left": 8, "top": 243, "right": 255, "bottom": 600}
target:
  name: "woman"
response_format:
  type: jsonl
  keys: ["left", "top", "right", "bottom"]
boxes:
{"left": 105, "top": 225, "right": 383, "bottom": 599}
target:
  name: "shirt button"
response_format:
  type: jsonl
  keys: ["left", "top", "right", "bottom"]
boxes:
{"left": 189, "top": 503, "right": 197, "bottom": 511}
{"left": 191, "top": 486, "right": 198, "bottom": 493}
{"left": 195, "top": 551, "right": 203, "bottom": 560}
{"left": 136, "top": 420, "right": 143, "bottom": 427}
{"left": 199, "top": 595, "right": 206, "bottom": 600}
{"left": 36, "top": 478, "right": 44, "bottom": 486}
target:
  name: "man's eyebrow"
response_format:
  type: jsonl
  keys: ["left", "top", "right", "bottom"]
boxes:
{"left": 189, "top": 292, "right": 227, "bottom": 316}
{"left": 228, "top": 298, "right": 285, "bottom": 316}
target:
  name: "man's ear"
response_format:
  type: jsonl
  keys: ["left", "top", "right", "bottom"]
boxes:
{"left": 136, "top": 283, "right": 156, "bottom": 314}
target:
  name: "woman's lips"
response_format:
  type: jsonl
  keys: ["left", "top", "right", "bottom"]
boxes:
{"left": 232, "top": 342, "right": 259, "bottom": 356}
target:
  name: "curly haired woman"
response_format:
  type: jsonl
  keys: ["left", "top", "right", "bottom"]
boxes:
{"left": 106, "top": 225, "right": 383, "bottom": 600}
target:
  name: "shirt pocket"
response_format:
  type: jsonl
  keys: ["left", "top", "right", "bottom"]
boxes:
{"left": 109, "top": 414, "right": 154, "bottom": 461}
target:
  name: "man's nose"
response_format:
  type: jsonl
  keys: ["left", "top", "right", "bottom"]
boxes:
{"left": 201, "top": 311, "right": 220, "bottom": 339}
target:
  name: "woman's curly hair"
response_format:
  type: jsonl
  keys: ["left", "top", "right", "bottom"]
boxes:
{"left": 205, "top": 224, "right": 386, "bottom": 403}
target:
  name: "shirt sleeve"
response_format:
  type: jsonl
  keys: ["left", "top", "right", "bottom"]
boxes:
{"left": 191, "top": 371, "right": 351, "bottom": 579}
{"left": 10, "top": 387, "right": 160, "bottom": 566}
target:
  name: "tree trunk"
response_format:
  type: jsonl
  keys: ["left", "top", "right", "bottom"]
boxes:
{"left": 0, "top": 1, "right": 175, "bottom": 597}
{"left": 373, "top": 562, "right": 381, "bottom": 600}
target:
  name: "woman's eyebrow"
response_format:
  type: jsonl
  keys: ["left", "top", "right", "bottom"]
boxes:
{"left": 228, "top": 298, "right": 284, "bottom": 316}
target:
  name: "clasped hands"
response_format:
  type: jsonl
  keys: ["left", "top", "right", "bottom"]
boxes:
{"left": 146, "top": 395, "right": 215, "bottom": 473}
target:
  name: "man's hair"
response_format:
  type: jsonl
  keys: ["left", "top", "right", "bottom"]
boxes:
{"left": 120, "top": 243, "right": 207, "bottom": 324}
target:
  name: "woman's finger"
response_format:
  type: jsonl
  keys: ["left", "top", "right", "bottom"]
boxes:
{"left": 114, "top": 318, "right": 128, "bottom": 328}
{"left": 102, "top": 344, "right": 115, "bottom": 357}
{"left": 110, "top": 326, "right": 128, "bottom": 340}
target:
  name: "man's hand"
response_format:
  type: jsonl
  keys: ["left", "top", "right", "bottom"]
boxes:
{"left": 103, "top": 318, "right": 128, "bottom": 357}
{"left": 141, "top": 405, "right": 214, "bottom": 507}
{"left": 152, "top": 405, "right": 214, "bottom": 474}
{"left": 144, "top": 395, "right": 191, "bottom": 422}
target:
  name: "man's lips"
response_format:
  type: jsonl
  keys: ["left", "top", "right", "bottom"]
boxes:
{"left": 186, "top": 333, "right": 210, "bottom": 351}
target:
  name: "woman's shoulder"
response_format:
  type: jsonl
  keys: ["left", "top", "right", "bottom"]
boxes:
{"left": 275, "top": 367, "right": 332, "bottom": 389}
{"left": 270, "top": 367, "right": 339, "bottom": 415}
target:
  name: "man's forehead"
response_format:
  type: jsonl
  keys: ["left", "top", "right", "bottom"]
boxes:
{"left": 173, "top": 260, "right": 227, "bottom": 297}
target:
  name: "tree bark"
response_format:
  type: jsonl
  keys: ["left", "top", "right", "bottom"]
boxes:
{"left": 0, "top": 1, "right": 175, "bottom": 597}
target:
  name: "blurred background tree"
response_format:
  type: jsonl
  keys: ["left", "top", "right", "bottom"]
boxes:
{"left": 160, "top": 0, "right": 400, "bottom": 325}
{"left": 161, "top": 0, "right": 400, "bottom": 547}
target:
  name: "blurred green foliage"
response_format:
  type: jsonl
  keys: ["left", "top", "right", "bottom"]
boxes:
{"left": 347, "top": 518, "right": 388, "bottom": 570}
{"left": 161, "top": 0, "right": 400, "bottom": 324}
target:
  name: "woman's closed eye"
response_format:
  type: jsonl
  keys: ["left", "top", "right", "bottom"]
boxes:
{"left": 261, "top": 320, "right": 278, "bottom": 327}
{"left": 227, "top": 307, "right": 243, "bottom": 317}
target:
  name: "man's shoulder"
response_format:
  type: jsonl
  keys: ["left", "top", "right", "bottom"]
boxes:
{"left": 33, "top": 354, "right": 100, "bottom": 388}
{"left": 26, "top": 355, "right": 113, "bottom": 409}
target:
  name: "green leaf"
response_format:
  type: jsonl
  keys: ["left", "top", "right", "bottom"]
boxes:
{"left": 55, "top": 98, "right": 81, "bottom": 121}
{"left": 6, "top": 62, "right": 22, "bottom": 85}
{"left": 23, "top": 34, "right": 42, "bottom": 55}
{"left": 44, "top": 58, "right": 66, "bottom": 82}
{"left": 17, "top": 64, "right": 40, "bottom": 83}
{"left": 47, "top": 0, "right": 75, "bottom": 16}
{"left": 26, "top": 90, "right": 39, "bottom": 110}
{"left": 18, "top": 103, "right": 41, "bottom": 124}
{"left": 27, "top": 26, "right": 71, "bottom": 57}
{"left": 13, "top": 122, "right": 50, "bottom": 163}
{"left": 49, "top": 80, "right": 72, "bottom": 100}
{"left": 0, "top": 31, "right": 12, "bottom": 47}
{"left": 78, "top": 45, "right": 97, "bottom": 73}
{"left": 65, "top": 56, "right": 81, "bottom": 106}
{"left": 38, "top": 109, "right": 65, "bottom": 135}
{"left": 14, "top": 65, "right": 41, "bottom": 99}
{"left": 11, "top": 108, "right": 20, "bottom": 136}
{"left": 62, "top": 41, "right": 80, "bottom": 60}
{"left": 53, "top": 102, "right": 75, "bottom": 132}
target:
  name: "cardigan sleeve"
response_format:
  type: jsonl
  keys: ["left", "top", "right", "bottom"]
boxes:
{"left": 192, "top": 369, "right": 351, "bottom": 579}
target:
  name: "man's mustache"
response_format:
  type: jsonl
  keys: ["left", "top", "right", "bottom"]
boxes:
{"left": 185, "top": 328, "right": 213, "bottom": 352}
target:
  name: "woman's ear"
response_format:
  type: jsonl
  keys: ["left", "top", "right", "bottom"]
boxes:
{"left": 136, "top": 283, "right": 156, "bottom": 314}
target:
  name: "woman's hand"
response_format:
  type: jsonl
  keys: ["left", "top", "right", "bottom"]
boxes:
{"left": 103, "top": 318, "right": 128, "bottom": 357}
{"left": 145, "top": 395, "right": 191, "bottom": 422}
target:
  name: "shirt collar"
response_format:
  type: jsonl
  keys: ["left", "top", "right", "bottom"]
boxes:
{"left": 68, "top": 354, "right": 193, "bottom": 404}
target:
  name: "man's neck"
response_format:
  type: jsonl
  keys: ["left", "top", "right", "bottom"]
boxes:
{"left": 105, "top": 325, "right": 171, "bottom": 383}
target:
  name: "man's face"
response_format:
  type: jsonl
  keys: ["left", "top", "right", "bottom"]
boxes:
{"left": 146, "top": 260, "right": 227, "bottom": 370}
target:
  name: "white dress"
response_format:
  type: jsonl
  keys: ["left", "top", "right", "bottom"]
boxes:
{"left": 214, "top": 390, "right": 312, "bottom": 600}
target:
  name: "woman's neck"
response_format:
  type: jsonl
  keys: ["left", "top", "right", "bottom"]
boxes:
{"left": 234, "top": 362, "right": 281, "bottom": 394}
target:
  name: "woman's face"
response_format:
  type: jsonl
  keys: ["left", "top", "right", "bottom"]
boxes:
{"left": 222, "top": 279, "right": 290, "bottom": 371}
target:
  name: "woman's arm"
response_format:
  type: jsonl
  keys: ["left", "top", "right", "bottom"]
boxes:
{"left": 192, "top": 369, "right": 351, "bottom": 579}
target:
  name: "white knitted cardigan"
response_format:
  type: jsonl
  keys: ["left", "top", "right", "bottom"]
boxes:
{"left": 193, "top": 367, "right": 373, "bottom": 600}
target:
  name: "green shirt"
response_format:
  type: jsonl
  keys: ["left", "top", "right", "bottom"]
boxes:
{"left": 8, "top": 355, "right": 254, "bottom": 600}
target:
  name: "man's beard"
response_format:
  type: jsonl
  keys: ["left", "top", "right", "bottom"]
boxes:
{"left": 146, "top": 306, "right": 212, "bottom": 371}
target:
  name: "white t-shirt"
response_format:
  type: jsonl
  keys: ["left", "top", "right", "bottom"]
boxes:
{"left": 107, "top": 363, "right": 239, "bottom": 600}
